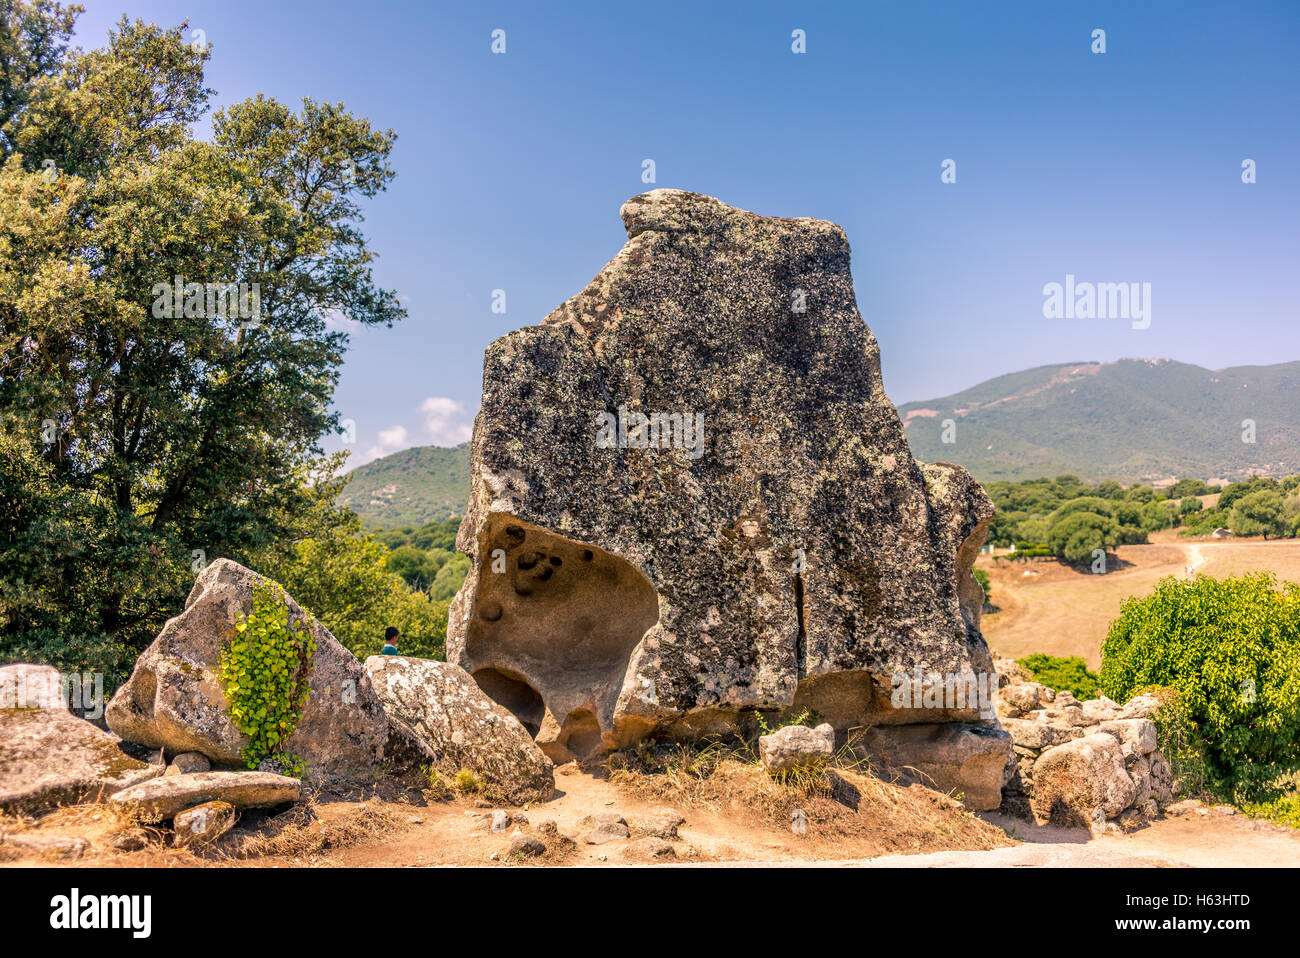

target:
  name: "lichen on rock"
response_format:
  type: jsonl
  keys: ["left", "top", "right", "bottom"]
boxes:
{"left": 448, "top": 189, "right": 998, "bottom": 763}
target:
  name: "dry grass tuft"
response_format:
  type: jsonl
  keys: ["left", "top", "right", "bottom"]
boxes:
{"left": 606, "top": 734, "right": 1013, "bottom": 858}
{"left": 231, "top": 798, "right": 404, "bottom": 859}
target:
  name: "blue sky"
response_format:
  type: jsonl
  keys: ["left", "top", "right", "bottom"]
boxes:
{"left": 75, "top": 1, "right": 1300, "bottom": 465}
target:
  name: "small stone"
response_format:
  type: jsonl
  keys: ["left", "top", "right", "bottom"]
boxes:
{"left": 631, "top": 811, "right": 685, "bottom": 840}
{"left": 585, "top": 820, "right": 630, "bottom": 844}
{"left": 509, "top": 834, "right": 546, "bottom": 858}
{"left": 173, "top": 800, "right": 236, "bottom": 847}
{"left": 626, "top": 837, "right": 675, "bottom": 858}
{"left": 491, "top": 810, "right": 510, "bottom": 833}
{"left": 107, "top": 829, "right": 150, "bottom": 852}
{"left": 758, "top": 723, "right": 835, "bottom": 773}
{"left": 168, "top": 752, "right": 211, "bottom": 775}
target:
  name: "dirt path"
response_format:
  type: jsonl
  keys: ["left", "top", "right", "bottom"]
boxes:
{"left": 978, "top": 537, "right": 1300, "bottom": 667}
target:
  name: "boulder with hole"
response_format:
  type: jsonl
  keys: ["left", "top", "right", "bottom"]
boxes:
{"left": 445, "top": 190, "right": 1006, "bottom": 805}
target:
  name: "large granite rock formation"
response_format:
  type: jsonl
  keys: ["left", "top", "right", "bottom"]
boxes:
{"left": 448, "top": 189, "right": 999, "bottom": 770}
{"left": 106, "top": 559, "right": 388, "bottom": 785}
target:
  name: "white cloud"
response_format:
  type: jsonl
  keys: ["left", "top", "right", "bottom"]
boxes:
{"left": 352, "top": 423, "right": 409, "bottom": 468}
{"left": 322, "top": 307, "right": 360, "bottom": 332}
{"left": 421, "top": 396, "right": 473, "bottom": 446}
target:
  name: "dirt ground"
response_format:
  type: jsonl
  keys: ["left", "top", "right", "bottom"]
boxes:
{"left": 977, "top": 534, "right": 1300, "bottom": 668}
{"left": 0, "top": 760, "right": 1014, "bottom": 868}
{"left": 3, "top": 761, "right": 1297, "bottom": 868}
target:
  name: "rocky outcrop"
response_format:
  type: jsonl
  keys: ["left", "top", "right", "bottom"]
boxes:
{"left": 109, "top": 770, "right": 302, "bottom": 821}
{"left": 105, "top": 559, "right": 388, "bottom": 785}
{"left": 758, "top": 723, "right": 835, "bottom": 773}
{"left": 996, "top": 659, "right": 1173, "bottom": 828}
{"left": 363, "top": 655, "right": 554, "bottom": 803}
{"left": 0, "top": 664, "right": 161, "bottom": 814}
{"left": 447, "top": 189, "right": 999, "bottom": 764}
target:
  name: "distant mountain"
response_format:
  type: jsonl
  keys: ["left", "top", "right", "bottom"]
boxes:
{"left": 338, "top": 443, "right": 470, "bottom": 528}
{"left": 342, "top": 359, "right": 1300, "bottom": 527}
{"left": 898, "top": 358, "right": 1300, "bottom": 484}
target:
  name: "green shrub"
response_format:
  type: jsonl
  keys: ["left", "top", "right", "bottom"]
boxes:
{"left": 1242, "top": 791, "right": 1300, "bottom": 829}
{"left": 219, "top": 582, "right": 317, "bottom": 769}
{"left": 1100, "top": 573, "right": 1300, "bottom": 801}
{"left": 1136, "top": 686, "right": 1213, "bottom": 800}
{"left": 1018, "top": 653, "right": 1099, "bottom": 699}
{"left": 1047, "top": 511, "right": 1119, "bottom": 564}
{"left": 1008, "top": 541, "right": 1052, "bottom": 561}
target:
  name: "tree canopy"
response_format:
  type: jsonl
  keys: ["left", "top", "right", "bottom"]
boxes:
{"left": 0, "top": 4, "right": 417, "bottom": 680}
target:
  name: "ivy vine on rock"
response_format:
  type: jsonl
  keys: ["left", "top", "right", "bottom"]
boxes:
{"left": 219, "top": 581, "right": 317, "bottom": 770}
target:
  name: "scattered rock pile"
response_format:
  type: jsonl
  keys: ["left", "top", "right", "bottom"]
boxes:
{"left": 996, "top": 659, "right": 1173, "bottom": 831}
{"left": 2, "top": 559, "right": 556, "bottom": 850}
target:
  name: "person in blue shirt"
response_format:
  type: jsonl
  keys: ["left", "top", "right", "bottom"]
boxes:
{"left": 381, "top": 626, "right": 401, "bottom": 656}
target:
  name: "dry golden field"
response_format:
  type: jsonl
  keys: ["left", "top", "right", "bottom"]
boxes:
{"left": 977, "top": 533, "right": 1300, "bottom": 669}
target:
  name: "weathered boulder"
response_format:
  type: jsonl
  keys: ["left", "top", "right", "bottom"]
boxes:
{"left": 0, "top": 664, "right": 161, "bottom": 814}
{"left": 1097, "top": 718, "right": 1158, "bottom": 756}
{"left": 105, "top": 559, "right": 388, "bottom": 785}
{"left": 1030, "top": 733, "right": 1137, "bottom": 825}
{"left": 173, "top": 800, "right": 236, "bottom": 847}
{"left": 109, "top": 770, "right": 301, "bottom": 821}
{"left": 860, "top": 723, "right": 1014, "bottom": 811}
{"left": 446, "top": 189, "right": 999, "bottom": 763}
{"left": 1000, "top": 717, "right": 1082, "bottom": 751}
{"left": 758, "top": 723, "right": 835, "bottom": 772}
{"left": 363, "top": 655, "right": 554, "bottom": 803}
